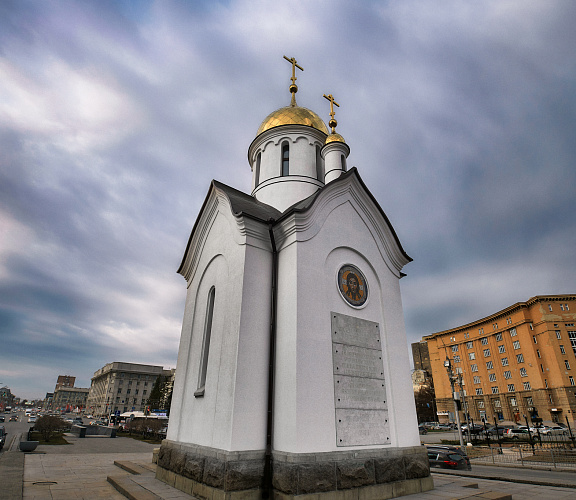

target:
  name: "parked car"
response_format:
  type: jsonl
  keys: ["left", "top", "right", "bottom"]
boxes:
{"left": 461, "top": 423, "right": 484, "bottom": 435}
{"left": 485, "top": 425, "right": 516, "bottom": 437}
{"left": 426, "top": 445, "right": 471, "bottom": 470}
{"left": 420, "top": 422, "right": 439, "bottom": 430}
{"left": 427, "top": 447, "right": 471, "bottom": 470}
{"left": 540, "top": 426, "right": 568, "bottom": 436}
{"left": 0, "top": 415, "right": 4, "bottom": 423}
{"left": 0, "top": 426, "right": 7, "bottom": 450}
{"left": 505, "top": 428, "right": 530, "bottom": 439}
{"left": 418, "top": 424, "right": 428, "bottom": 435}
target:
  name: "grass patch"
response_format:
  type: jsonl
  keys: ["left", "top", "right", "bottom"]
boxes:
{"left": 116, "top": 430, "right": 164, "bottom": 444}
{"left": 29, "top": 431, "right": 70, "bottom": 445}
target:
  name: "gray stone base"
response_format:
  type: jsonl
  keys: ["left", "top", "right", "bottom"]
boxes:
{"left": 157, "top": 440, "right": 432, "bottom": 499}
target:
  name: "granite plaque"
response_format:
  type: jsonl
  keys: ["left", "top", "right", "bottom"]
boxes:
{"left": 334, "top": 375, "right": 387, "bottom": 410}
{"left": 332, "top": 313, "right": 380, "bottom": 349}
{"left": 332, "top": 344, "right": 384, "bottom": 379}
{"left": 331, "top": 312, "right": 389, "bottom": 447}
{"left": 335, "top": 409, "right": 390, "bottom": 446}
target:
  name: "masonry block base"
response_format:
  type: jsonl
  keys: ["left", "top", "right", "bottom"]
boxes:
{"left": 156, "top": 440, "right": 432, "bottom": 499}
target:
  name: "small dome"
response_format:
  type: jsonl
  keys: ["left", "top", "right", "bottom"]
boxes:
{"left": 257, "top": 105, "right": 329, "bottom": 136}
{"left": 325, "top": 132, "right": 346, "bottom": 145}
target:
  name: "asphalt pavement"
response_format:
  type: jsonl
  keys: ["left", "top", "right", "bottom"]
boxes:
{"left": 4, "top": 416, "right": 576, "bottom": 499}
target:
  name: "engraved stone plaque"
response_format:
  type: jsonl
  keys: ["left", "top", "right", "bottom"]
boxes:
{"left": 332, "top": 344, "right": 384, "bottom": 379}
{"left": 334, "top": 375, "right": 387, "bottom": 410}
{"left": 331, "top": 311, "right": 389, "bottom": 447}
{"left": 335, "top": 409, "right": 390, "bottom": 446}
{"left": 332, "top": 312, "right": 380, "bottom": 349}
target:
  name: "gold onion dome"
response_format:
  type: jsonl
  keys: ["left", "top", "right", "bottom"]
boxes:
{"left": 325, "top": 132, "right": 346, "bottom": 145}
{"left": 256, "top": 105, "right": 329, "bottom": 136}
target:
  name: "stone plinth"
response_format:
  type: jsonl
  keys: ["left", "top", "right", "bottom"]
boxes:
{"left": 156, "top": 440, "right": 432, "bottom": 499}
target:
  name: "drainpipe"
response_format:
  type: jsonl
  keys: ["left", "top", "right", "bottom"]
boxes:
{"left": 262, "top": 219, "right": 278, "bottom": 499}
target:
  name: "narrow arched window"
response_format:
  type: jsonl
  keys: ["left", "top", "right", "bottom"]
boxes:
{"left": 195, "top": 286, "right": 215, "bottom": 397}
{"left": 316, "top": 145, "right": 323, "bottom": 181}
{"left": 281, "top": 142, "right": 289, "bottom": 176}
{"left": 341, "top": 154, "right": 347, "bottom": 172}
{"left": 255, "top": 152, "right": 261, "bottom": 186}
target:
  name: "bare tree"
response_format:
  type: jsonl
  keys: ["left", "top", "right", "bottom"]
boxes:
{"left": 34, "top": 415, "right": 66, "bottom": 442}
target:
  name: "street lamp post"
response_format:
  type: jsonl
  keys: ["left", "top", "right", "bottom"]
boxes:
{"left": 444, "top": 357, "right": 465, "bottom": 448}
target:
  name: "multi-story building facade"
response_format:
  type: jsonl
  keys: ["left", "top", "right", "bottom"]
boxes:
{"left": 55, "top": 375, "right": 76, "bottom": 391}
{"left": 53, "top": 387, "right": 90, "bottom": 411}
{"left": 423, "top": 295, "right": 576, "bottom": 425}
{"left": 87, "top": 362, "right": 172, "bottom": 417}
{"left": 412, "top": 341, "right": 432, "bottom": 374}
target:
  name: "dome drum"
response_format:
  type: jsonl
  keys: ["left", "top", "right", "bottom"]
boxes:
{"left": 322, "top": 140, "right": 350, "bottom": 184}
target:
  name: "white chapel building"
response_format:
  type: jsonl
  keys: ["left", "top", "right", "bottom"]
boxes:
{"left": 157, "top": 59, "right": 431, "bottom": 499}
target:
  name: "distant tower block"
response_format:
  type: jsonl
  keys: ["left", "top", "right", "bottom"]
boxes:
{"left": 157, "top": 57, "right": 431, "bottom": 500}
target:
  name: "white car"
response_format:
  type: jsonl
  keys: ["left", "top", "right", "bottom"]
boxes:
{"left": 540, "top": 426, "right": 568, "bottom": 436}
{"left": 28, "top": 416, "right": 37, "bottom": 423}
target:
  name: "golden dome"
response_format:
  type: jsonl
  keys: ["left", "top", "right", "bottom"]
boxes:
{"left": 256, "top": 105, "right": 329, "bottom": 136}
{"left": 325, "top": 132, "right": 346, "bottom": 145}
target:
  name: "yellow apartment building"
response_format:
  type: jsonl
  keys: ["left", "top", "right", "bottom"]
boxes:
{"left": 422, "top": 295, "right": 576, "bottom": 425}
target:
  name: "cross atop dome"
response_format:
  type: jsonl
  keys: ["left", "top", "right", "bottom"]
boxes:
{"left": 283, "top": 55, "right": 303, "bottom": 106}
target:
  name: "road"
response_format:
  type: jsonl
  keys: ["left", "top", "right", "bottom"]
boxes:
{"left": 0, "top": 411, "right": 34, "bottom": 453}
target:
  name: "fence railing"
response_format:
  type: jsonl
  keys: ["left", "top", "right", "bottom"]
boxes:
{"left": 467, "top": 444, "right": 576, "bottom": 469}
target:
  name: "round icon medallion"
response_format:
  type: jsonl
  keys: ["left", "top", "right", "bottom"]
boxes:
{"left": 338, "top": 265, "right": 368, "bottom": 307}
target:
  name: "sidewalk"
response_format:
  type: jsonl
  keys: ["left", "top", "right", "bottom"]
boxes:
{"left": 4, "top": 434, "right": 576, "bottom": 499}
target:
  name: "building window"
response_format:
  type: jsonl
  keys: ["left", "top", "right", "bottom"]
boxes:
{"left": 516, "top": 353, "right": 524, "bottom": 363}
{"left": 471, "top": 364, "right": 478, "bottom": 372}
{"left": 492, "top": 387, "right": 499, "bottom": 394}
{"left": 469, "top": 352, "right": 476, "bottom": 360}
{"left": 570, "top": 376, "right": 575, "bottom": 386}
{"left": 545, "top": 379, "right": 549, "bottom": 389}
{"left": 549, "top": 304, "right": 553, "bottom": 312}
{"left": 565, "top": 360, "right": 571, "bottom": 370}
{"left": 481, "top": 338, "right": 488, "bottom": 345}
{"left": 455, "top": 367, "right": 463, "bottom": 374}
{"left": 127, "top": 389, "right": 131, "bottom": 394}
{"left": 508, "top": 384, "right": 515, "bottom": 392}
{"left": 341, "top": 154, "right": 347, "bottom": 172}
{"left": 504, "top": 371, "right": 512, "bottom": 379}
{"left": 476, "top": 388, "right": 483, "bottom": 395}
{"left": 452, "top": 345, "right": 459, "bottom": 352}
{"left": 506, "top": 317, "right": 512, "bottom": 325}
{"left": 529, "top": 323, "right": 533, "bottom": 330}
{"left": 556, "top": 331, "right": 562, "bottom": 340}
{"left": 466, "top": 341, "right": 473, "bottom": 349}
{"left": 473, "top": 376, "right": 481, "bottom": 384}
{"left": 479, "top": 328, "right": 484, "bottom": 334}
{"left": 453, "top": 355, "right": 461, "bottom": 363}
{"left": 196, "top": 286, "right": 216, "bottom": 397}
{"left": 541, "top": 364, "right": 545, "bottom": 372}
{"left": 117, "top": 388, "right": 121, "bottom": 394}
{"left": 489, "top": 373, "right": 496, "bottom": 382}
{"left": 316, "top": 145, "right": 323, "bottom": 181}
{"left": 523, "top": 382, "right": 531, "bottom": 390}
{"left": 510, "top": 328, "right": 517, "bottom": 337}
{"left": 537, "top": 349, "right": 541, "bottom": 358}
{"left": 486, "top": 361, "right": 494, "bottom": 370}
{"left": 477, "top": 400, "right": 485, "bottom": 408}
{"left": 281, "top": 142, "right": 289, "bottom": 176}
{"left": 519, "top": 368, "right": 527, "bottom": 377}
{"left": 569, "top": 331, "right": 576, "bottom": 355}
{"left": 560, "top": 345, "right": 566, "bottom": 355}
{"left": 498, "top": 345, "right": 506, "bottom": 354}
{"left": 501, "top": 357, "right": 509, "bottom": 367}
{"left": 510, "top": 397, "right": 517, "bottom": 406}
{"left": 143, "top": 390, "right": 147, "bottom": 395}
{"left": 496, "top": 333, "right": 503, "bottom": 341}
{"left": 533, "top": 335, "right": 537, "bottom": 344}
{"left": 513, "top": 341, "right": 521, "bottom": 350}
{"left": 483, "top": 349, "right": 491, "bottom": 357}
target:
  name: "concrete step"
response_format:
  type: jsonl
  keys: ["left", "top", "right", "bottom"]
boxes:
{"left": 107, "top": 459, "right": 194, "bottom": 500}
{"left": 108, "top": 475, "right": 161, "bottom": 500}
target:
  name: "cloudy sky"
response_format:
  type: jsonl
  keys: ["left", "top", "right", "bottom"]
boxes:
{"left": 1, "top": 0, "right": 575, "bottom": 400}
